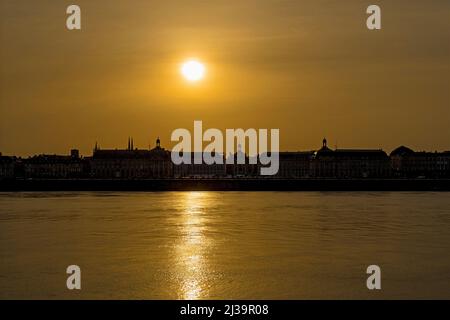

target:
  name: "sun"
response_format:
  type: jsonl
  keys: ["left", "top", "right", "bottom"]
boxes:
{"left": 181, "top": 59, "right": 205, "bottom": 82}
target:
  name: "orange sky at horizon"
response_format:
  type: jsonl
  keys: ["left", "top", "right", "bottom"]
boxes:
{"left": 0, "top": 0, "right": 449, "bottom": 157}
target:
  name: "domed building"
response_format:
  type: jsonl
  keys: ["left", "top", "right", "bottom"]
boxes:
{"left": 312, "top": 138, "right": 391, "bottom": 178}
{"left": 390, "top": 145, "right": 415, "bottom": 157}
{"left": 390, "top": 145, "right": 450, "bottom": 178}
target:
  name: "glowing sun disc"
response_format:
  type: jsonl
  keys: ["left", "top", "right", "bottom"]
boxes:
{"left": 181, "top": 60, "right": 205, "bottom": 82}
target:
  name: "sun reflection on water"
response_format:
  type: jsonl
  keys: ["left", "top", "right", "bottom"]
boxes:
{"left": 175, "top": 192, "right": 211, "bottom": 300}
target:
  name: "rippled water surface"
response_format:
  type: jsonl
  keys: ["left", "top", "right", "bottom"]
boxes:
{"left": 0, "top": 191, "right": 449, "bottom": 299}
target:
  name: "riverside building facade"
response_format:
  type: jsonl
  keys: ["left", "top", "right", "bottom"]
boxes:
{"left": 2, "top": 138, "right": 449, "bottom": 180}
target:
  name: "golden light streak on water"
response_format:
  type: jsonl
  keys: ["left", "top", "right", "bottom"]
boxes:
{"left": 176, "top": 192, "right": 209, "bottom": 300}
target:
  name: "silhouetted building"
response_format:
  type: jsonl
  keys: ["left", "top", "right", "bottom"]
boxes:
{"left": 173, "top": 152, "right": 226, "bottom": 178}
{"left": 311, "top": 138, "right": 391, "bottom": 178}
{"left": 277, "top": 151, "right": 314, "bottom": 178}
{"left": 71, "top": 149, "right": 80, "bottom": 158}
{"left": 390, "top": 146, "right": 450, "bottom": 178}
{"left": 90, "top": 138, "right": 172, "bottom": 178}
{"left": 226, "top": 150, "right": 259, "bottom": 177}
{"left": 0, "top": 156, "right": 16, "bottom": 179}
{"left": 23, "top": 152, "right": 85, "bottom": 178}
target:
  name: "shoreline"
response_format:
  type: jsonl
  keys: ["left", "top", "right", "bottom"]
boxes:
{"left": 1, "top": 178, "right": 450, "bottom": 191}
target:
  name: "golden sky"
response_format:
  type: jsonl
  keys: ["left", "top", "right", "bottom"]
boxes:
{"left": 1, "top": 0, "right": 449, "bottom": 156}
